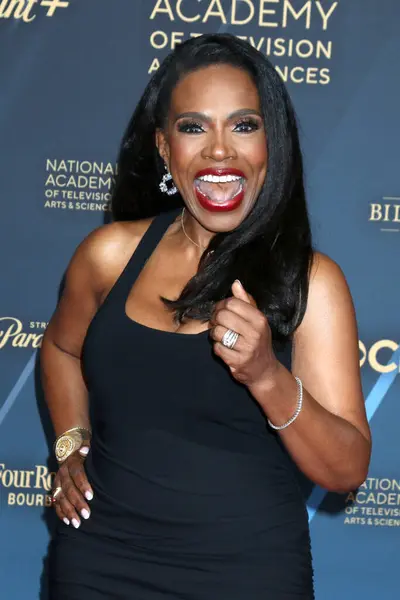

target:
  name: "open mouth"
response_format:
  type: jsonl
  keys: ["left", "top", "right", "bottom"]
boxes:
{"left": 193, "top": 169, "right": 246, "bottom": 212}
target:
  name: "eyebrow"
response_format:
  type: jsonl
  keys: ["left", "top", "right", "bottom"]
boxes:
{"left": 173, "top": 108, "right": 262, "bottom": 123}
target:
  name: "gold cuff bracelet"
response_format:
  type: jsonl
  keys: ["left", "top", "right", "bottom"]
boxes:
{"left": 54, "top": 427, "right": 92, "bottom": 464}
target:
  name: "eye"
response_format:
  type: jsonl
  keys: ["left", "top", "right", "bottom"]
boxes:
{"left": 177, "top": 121, "right": 204, "bottom": 134}
{"left": 233, "top": 118, "right": 261, "bottom": 133}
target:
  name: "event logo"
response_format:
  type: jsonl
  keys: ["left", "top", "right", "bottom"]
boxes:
{"left": 0, "top": 0, "right": 69, "bottom": 23}
{"left": 359, "top": 340, "right": 400, "bottom": 374}
{"left": 148, "top": 0, "right": 338, "bottom": 85}
{"left": 44, "top": 158, "right": 116, "bottom": 213}
{"left": 369, "top": 196, "right": 400, "bottom": 233}
{"left": 0, "top": 318, "right": 47, "bottom": 350}
{"left": 344, "top": 477, "right": 400, "bottom": 527}
{"left": 0, "top": 463, "right": 55, "bottom": 508}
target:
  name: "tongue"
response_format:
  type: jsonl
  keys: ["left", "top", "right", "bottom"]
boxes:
{"left": 196, "top": 180, "right": 241, "bottom": 202}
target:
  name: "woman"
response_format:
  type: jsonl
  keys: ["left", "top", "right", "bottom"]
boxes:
{"left": 42, "top": 34, "right": 371, "bottom": 599}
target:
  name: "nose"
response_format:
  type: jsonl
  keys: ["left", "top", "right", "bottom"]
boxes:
{"left": 201, "top": 128, "right": 236, "bottom": 162}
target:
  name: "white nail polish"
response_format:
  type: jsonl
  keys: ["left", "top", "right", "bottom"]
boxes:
{"left": 79, "top": 446, "right": 90, "bottom": 455}
{"left": 63, "top": 518, "right": 70, "bottom": 526}
{"left": 72, "top": 519, "right": 80, "bottom": 529}
{"left": 81, "top": 509, "right": 90, "bottom": 520}
{"left": 85, "top": 490, "right": 93, "bottom": 501}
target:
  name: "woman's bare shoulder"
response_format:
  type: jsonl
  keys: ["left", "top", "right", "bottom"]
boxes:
{"left": 71, "top": 218, "right": 154, "bottom": 289}
{"left": 296, "top": 250, "right": 354, "bottom": 341}
{"left": 84, "top": 219, "right": 152, "bottom": 264}
{"left": 308, "top": 251, "right": 348, "bottom": 291}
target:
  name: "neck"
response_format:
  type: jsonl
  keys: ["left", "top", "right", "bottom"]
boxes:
{"left": 181, "top": 208, "right": 215, "bottom": 251}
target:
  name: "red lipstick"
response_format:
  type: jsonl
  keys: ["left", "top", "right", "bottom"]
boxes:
{"left": 194, "top": 168, "right": 246, "bottom": 213}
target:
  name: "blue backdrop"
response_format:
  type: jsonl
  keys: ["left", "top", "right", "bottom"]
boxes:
{"left": 1, "top": 1, "right": 399, "bottom": 598}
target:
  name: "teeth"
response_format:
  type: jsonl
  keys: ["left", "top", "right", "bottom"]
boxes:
{"left": 198, "top": 174, "right": 242, "bottom": 183}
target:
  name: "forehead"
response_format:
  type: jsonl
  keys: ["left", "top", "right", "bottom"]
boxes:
{"left": 169, "top": 64, "right": 260, "bottom": 114}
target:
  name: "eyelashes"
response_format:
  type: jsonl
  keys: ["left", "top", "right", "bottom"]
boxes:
{"left": 177, "top": 118, "right": 261, "bottom": 134}
{"left": 177, "top": 121, "right": 204, "bottom": 134}
{"left": 234, "top": 118, "right": 261, "bottom": 133}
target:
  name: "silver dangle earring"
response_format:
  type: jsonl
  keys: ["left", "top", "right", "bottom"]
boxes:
{"left": 159, "top": 165, "right": 178, "bottom": 196}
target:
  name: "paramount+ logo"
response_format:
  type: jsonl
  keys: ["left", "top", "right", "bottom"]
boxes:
{"left": 0, "top": 0, "right": 69, "bottom": 23}
{"left": 0, "top": 317, "right": 46, "bottom": 349}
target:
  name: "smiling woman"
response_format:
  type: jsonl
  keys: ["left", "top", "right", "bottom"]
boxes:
{"left": 113, "top": 36, "right": 310, "bottom": 336}
{"left": 158, "top": 66, "right": 267, "bottom": 220}
{"left": 42, "top": 33, "right": 371, "bottom": 600}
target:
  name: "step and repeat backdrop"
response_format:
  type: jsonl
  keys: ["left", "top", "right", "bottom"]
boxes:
{"left": 0, "top": 1, "right": 399, "bottom": 598}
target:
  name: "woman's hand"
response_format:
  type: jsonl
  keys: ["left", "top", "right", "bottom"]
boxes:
{"left": 52, "top": 446, "right": 94, "bottom": 529}
{"left": 210, "top": 280, "right": 278, "bottom": 389}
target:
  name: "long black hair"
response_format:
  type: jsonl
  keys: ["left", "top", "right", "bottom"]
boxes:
{"left": 112, "top": 34, "right": 313, "bottom": 344}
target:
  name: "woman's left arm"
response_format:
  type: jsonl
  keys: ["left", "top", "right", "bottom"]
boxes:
{"left": 212, "top": 253, "right": 371, "bottom": 492}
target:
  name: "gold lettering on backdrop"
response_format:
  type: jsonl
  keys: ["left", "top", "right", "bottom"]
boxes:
{"left": 359, "top": 340, "right": 400, "bottom": 373}
{"left": 29, "top": 321, "right": 48, "bottom": 330}
{"left": 232, "top": 0, "right": 255, "bottom": 26}
{"left": 359, "top": 341, "right": 367, "bottom": 367}
{"left": 0, "top": 0, "right": 37, "bottom": 21}
{"left": 150, "top": 1, "right": 338, "bottom": 29}
{"left": 149, "top": 58, "right": 161, "bottom": 72}
{"left": 369, "top": 202, "right": 400, "bottom": 224}
{"left": 34, "top": 465, "right": 53, "bottom": 491}
{"left": 259, "top": 0, "right": 280, "bottom": 28}
{"left": 0, "top": 463, "right": 56, "bottom": 508}
{"left": 0, "top": 0, "right": 69, "bottom": 21}
{"left": 369, "top": 340, "right": 399, "bottom": 374}
{"left": 45, "top": 174, "right": 113, "bottom": 189}
{"left": 151, "top": 30, "right": 169, "bottom": 49}
{"left": 238, "top": 37, "right": 332, "bottom": 59}
{"left": 360, "top": 479, "right": 400, "bottom": 491}
{"left": 176, "top": 0, "right": 200, "bottom": 23}
{"left": 315, "top": 1, "right": 338, "bottom": 31}
{"left": 150, "top": 0, "right": 175, "bottom": 21}
{"left": 370, "top": 204, "right": 383, "bottom": 221}
{"left": 46, "top": 159, "right": 115, "bottom": 175}
{"left": 274, "top": 65, "right": 330, "bottom": 85}
{"left": 148, "top": 1, "right": 338, "bottom": 85}
{"left": 44, "top": 158, "right": 116, "bottom": 212}
{"left": 203, "top": 0, "right": 227, "bottom": 24}
{"left": 282, "top": 1, "right": 311, "bottom": 29}
{"left": 344, "top": 478, "right": 400, "bottom": 526}
{"left": 0, "top": 317, "right": 43, "bottom": 349}
{"left": 171, "top": 31, "right": 184, "bottom": 48}
{"left": 8, "top": 493, "right": 52, "bottom": 507}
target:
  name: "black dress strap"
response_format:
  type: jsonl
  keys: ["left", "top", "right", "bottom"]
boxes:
{"left": 109, "top": 208, "right": 181, "bottom": 302}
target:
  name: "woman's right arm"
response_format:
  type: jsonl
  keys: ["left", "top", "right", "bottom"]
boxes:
{"left": 41, "top": 220, "right": 150, "bottom": 528}
{"left": 41, "top": 226, "right": 122, "bottom": 528}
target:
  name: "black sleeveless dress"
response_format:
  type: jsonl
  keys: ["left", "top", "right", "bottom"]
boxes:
{"left": 49, "top": 209, "right": 314, "bottom": 599}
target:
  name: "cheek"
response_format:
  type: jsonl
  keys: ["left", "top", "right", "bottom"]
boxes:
{"left": 248, "top": 139, "right": 268, "bottom": 180}
{"left": 168, "top": 136, "right": 200, "bottom": 172}
{"left": 254, "top": 135, "right": 268, "bottom": 163}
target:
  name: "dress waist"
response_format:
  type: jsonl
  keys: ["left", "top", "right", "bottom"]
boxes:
{"left": 83, "top": 428, "right": 307, "bottom": 549}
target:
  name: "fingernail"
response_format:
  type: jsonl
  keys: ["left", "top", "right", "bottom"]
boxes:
{"left": 63, "top": 518, "right": 70, "bottom": 526}
{"left": 85, "top": 490, "right": 93, "bottom": 501}
{"left": 79, "top": 446, "right": 90, "bottom": 456}
{"left": 234, "top": 279, "right": 243, "bottom": 286}
{"left": 72, "top": 519, "right": 80, "bottom": 529}
{"left": 81, "top": 509, "right": 90, "bottom": 520}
